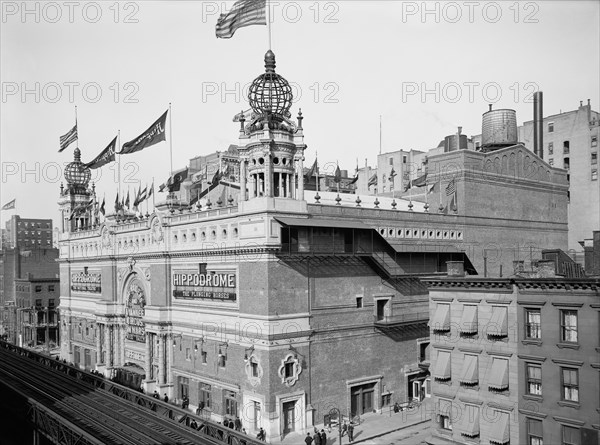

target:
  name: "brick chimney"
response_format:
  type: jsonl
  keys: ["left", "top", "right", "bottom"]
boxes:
{"left": 584, "top": 231, "right": 600, "bottom": 276}
{"left": 447, "top": 261, "right": 465, "bottom": 277}
{"left": 535, "top": 260, "right": 556, "bottom": 278}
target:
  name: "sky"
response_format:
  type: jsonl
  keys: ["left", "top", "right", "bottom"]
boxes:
{"left": 1, "top": 0, "right": 599, "bottom": 228}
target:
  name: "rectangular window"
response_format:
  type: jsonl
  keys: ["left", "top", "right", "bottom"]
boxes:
{"left": 389, "top": 158, "right": 394, "bottom": 165}
{"left": 526, "top": 363, "right": 542, "bottom": 395}
{"left": 201, "top": 351, "right": 207, "bottom": 364}
{"left": 251, "top": 361, "right": 259, "bottom": 377}
{"left": 527, "top": 418, "right": 543, "bottom": 445}
{"left": 402, "top": 156, "right": 407, "bottom": 164}
{"left": 548, "top": 122, "right": 554, "bottom": 133}
{"left": 561, "top": 368, "right": 579, "bottom": 402}
{"left": 562, "top": 425, "right": 580, "bottom": 445}
{"left": 560, "top": 310, "right": 578, "bottom": 343}
{"left": 563, "top": 141, "right": 570, "bottom": 154}
{"left": 185, "top": 348, "right": 191, "bottom": 361}
{"left": 356, "top": 297, "right": 363, "bottom": 308}
{"left": 592, "top": 169, "right": 598, "bottom": 181}
{"left": 548, "top": 142, "right": 554, "bottom": 155}
{"left": 48, "top": 285, "right": 55, "bottom": 292}
{"left": 224, "top": 390, "right": 238, "bottom": 417}
{"left": 592, "top": 136, "right": 598, "bottom": 147}
{"left": 381, "top": 393, "right": 392, "bottom": 407}
{"left": 441, "top": 415, "right": 452, "bottom": 430}
{"left": 35, "top": 285, "right": 42, "bottom": 293}
{"left": 549, "top": 159, "right": 554, "bottom": 166}
{"left": 218, "top": 355, "right": 226, "bottom": 368}
{"left": 592, "top": 152, "right": 598, "bottom": 165}
{"left": 199, "top": 383, "right": 211, "bottom": 408}
{"left": 35, "top": 299, "right": 42, "bottom": 307}
{"left": 525, "top": 308, "right": 541, "bottom": 339}
{"left": 284, "top": 362, "right": 294, "bottom": 379}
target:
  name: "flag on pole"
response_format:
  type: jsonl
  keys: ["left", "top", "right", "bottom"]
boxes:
{"left": 446, "top": 177, "right": 456, "bottom": 196}
{"left": 367, "top": 174, "right": 377, "bottom": 187}
{"left": 120, "top": 110, "right": 168, "bottom": 155}
{"left": 2, "top": 199, "right": 16, "bottom": 210}
{"left": 125, "top": 190, "right": 130, "bottom": 209}
{"left": 86, "top": 135, "right": 117, "bottom": 169}
{"left": 404, "top": 172, "right": 427, "bottom": 191}
{"left": 147, "top": 181, "right": 154, "bottom": 200}
{"left": 389, "top": 168, "right": 397, "bottom": 182}
{"left": 114, "top": 192, "right": 120, "bottom": 212}
{"left": 59, "top": 123, "right": 78, "bottom": 152}
{"left": 305, "top": 159, "right": 318, "bottom": 180}
{"left": 334, "top": 165, "right": 342, "bottom": 183}
{"left": 99, "top": 197, "right": 106, "bottom": 216}
{"left": 216, "top": 0, "right": 267, "bottom": 39}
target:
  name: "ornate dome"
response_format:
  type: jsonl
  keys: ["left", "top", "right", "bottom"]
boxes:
{"left": 248, "top": 50, "right": 293, "bottom": 119}
{"left": 64, "top": 148, "right": 91, "bottom": 189}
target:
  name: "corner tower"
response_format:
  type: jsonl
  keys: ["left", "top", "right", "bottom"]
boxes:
{"left": 58, "top": 148, "right": 94, "bottom": 233}
{"left": 237, "top": 50, "right": 307, "bottom": 203}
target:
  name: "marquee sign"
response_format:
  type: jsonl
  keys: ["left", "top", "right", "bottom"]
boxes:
{"left": 71, "top": 272, "right": 101, "bottom": 293}
{"left": 172, "top": 270, "right": 237, "bottom": 301}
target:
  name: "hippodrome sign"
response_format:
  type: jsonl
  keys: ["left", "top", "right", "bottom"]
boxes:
{"left": 70, "top": 272, "right": 101, "bottom": 293}
{"left": 172, "top": 271, "right": 236, "bottom": 301}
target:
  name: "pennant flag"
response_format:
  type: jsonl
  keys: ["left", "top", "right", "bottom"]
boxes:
{"left": 389, "top": 168, "right": 397, "bottom": 182}
{"left": 405, "top": 173, "right": 427, "bottom": 191}
{"left": 120, "top": 110, "right": 168, "bottom": 155}
{"left": 114, "top": 192, "right": 120, "bottom": 212}
{"left": 99, "top": 197, "right": 106, "bottom": 216}
{"left": 158, "top": 183, "right": 167, "bottom": 193}
{"left": 86, "top": 135, "right": 117, "bottom": 169}
{"left": 59, "top": 123, "right": 78, "bottom": 152}
{"left": 211, "top": 168, "right": 222, "bottom": 186}
{"left": 134, "top": 185, "right": 148, "bottom": 208}
{"left": 170, "top": 168, "right": 189, "bottom": 192}
{"left": 305, "top": 158, "right": 318, "bottom": 179}
{"left": 69, "top": 199, "right": 93, "bottom": 220}
{"left": 125, "top": 190, "right": 130, "bottom": 209}
{"left": 367, "top": 174, "right": 377, "bottom": 187}
{"left": 334, "top": 165, "right": 342, "bottom": 183}
{"left": 2, "top": 199, "right": 16, "bottom": 210}
{"left": 147, "top": 181, "right": 154, "bottom": 200}
{"left": 216, "top": 0, "right": 266, "bottom": 39}
{"left": 446, "top": 177, "right": 456, "bottom": 196}
{"left": 348, "top": 175, "right": 359, "bottom": 185}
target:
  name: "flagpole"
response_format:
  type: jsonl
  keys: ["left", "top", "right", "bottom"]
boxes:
{"left": 117, "top": 130, "right": 121, "bottom": 205}
{"left": 379, "top": 115, "right": 382, "bottom": 155}
{"left": 315, "top": 151, "right": 319, "bottom": 193}
{"left": 169, "top": 103, "right": 173, "bottom": 177}
{"left": 267, "top": 0, "right": 272, "bottom": 50}
{"left": 75, "top": 105, "right": 78, "bottom": 149}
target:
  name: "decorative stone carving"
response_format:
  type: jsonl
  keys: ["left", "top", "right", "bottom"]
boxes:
{"left": 101, "top": 226, "right": 111, "bottom": 248}
{"left": 278, "top": 353, "right": 302, "bottom": 387}
{"left": 244, "top": 355, "right": 264, "bottom": 387}
{"left": 151, "top": 218, "right": 163, "bottom": 243}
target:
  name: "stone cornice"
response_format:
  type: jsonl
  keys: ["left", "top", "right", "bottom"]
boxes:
{"left": 423, "top": 279, "right": 513, "bottom": 291}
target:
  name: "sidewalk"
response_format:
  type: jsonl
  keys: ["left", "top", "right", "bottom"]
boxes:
{"left": 274, "top": 398, "right": 433, "bottom": 445}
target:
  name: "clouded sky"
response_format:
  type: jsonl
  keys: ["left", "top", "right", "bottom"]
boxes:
{"left": 1, "top": 0, "right": 599, "bottom": 227}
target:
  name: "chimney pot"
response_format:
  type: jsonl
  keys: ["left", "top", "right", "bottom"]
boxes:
{"left": 458, "top": 126, "right": 462, "bottom": 135}
{"left": 489, "top": 104, "right": 492, "bottom": 111}
{"left": 588, "top": 99, "right": 591, "bottom": 106}
{"left": 580, "top": 101, "right": 583, "bottom": 107}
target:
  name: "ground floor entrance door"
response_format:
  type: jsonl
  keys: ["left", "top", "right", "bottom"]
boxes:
{"left": 253, "top": 401, "right": 261, "bottom": 430}
{"left": 350, "top": 383, "right": 376, "bottom": 417}
{"left": 282, "top": 401, "right": 296, "bottom": 434}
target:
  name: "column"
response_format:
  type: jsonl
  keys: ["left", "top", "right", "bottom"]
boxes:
{"left": 120, "top": 325, "right": 126, "bottom": 366}
{"left": 158, "top": 334, "right": 165, "bottom": 385}
{"left": 240, "top": 160, "right": 247, "bottom": 202}
{"left": 104, "top": 325, "right": 112, "bottom": 367}
{"left": 96, "top": 323, "right": 102, "bottom": 364}
{"left": 297, "top": 157, "right": 305, "bottom": 201}
{"left": 145, "top": 333, "right": 152, "bottom": 381}
{"left": 265, "top": 154, "right": 272, "bottom": 198}
{"left": 278, "top": 172, "right": 283, "bottom": 197}
{"left": 167, "top": 334, "right": 173, "bottom": 386}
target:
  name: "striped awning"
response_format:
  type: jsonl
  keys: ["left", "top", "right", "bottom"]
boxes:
{"left": 431, "top": 304, "right": 450, "bottom": 332}
{"left": 488, "top": 306, "right": 508, "bottom": 337}
{"left": 488, "top": 358, "right": 509, "bottom": 391}
{"left": 433, "top": 351, "right": 451, "bottom": 381}
{"left": 459, "top": 355, "right": 478, "bottom": 385}
{"left": 459, "top": 305, "right": 478, "bottom": 334}
{"left": 489, "top": 412, "right": 510, "bottom": 444}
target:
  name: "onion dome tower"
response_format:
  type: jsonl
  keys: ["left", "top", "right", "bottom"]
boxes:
{"left": 237, "top": 50, "right": 307, "bottom": 202}
{"left": 58, "top": 148, "right": 95, "bottom": 232}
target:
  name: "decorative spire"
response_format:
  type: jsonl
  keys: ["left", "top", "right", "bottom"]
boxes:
{"left": 297, "top": 108, "right": 303, "bottom": 130}
{"left": 265, "top": 49, "right": 276, "bottom": 73}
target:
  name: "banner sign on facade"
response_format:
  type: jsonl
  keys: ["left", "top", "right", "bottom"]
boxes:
{"left": 172, "top": 270, "right": 237, "bottom": 301}
{"left": 71, "top": 272, "right": 101, "bottom": 293}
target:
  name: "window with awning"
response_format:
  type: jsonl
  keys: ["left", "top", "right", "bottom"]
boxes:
{"left": 436, "top": 398, "right": 453, "bottom": 430}
{"left": 459, "top": 404, "right": 480, "bottom": 438}
{"left": 489, "top": 411, "right": 510, "bottom": 444}
{"left": 459, "top": 355, "right": 478, "bottom": 386}
{"left": 459, "top": 305, "right": 478, "bottom": 334}
{"left": 431, "top": 304, "right": 450, "bottom": 332}
{"left": 487, "top": 306, "right": 508, "bottom": 338}
{"left": 488, "top": 358, "right": 509, "bottom": 391}
{"left": 433, "top": 351, "right": 452, "bottom": 381}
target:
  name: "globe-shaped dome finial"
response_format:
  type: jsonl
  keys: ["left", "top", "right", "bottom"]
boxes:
{"left": 248, "top": 50, "right": 293, "bottom": 118}
{"left": 65, "top": 147, "right": 91, "bottom": 190}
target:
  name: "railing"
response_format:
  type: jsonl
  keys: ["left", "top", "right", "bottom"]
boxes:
{"left": 374, "top": 311, "right": 429, "bottom": 325}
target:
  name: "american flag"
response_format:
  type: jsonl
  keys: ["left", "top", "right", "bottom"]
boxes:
{"left": 216, "top": 0, "right": 266, "bottom": 39}
{"left": 445, "top": 178, "right": 456, "bottom": 196}
{"left": 59, "top": 123, "right": 78, "bottom": 152}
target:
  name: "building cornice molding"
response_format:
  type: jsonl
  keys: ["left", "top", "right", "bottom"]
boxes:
{"left": 551, "top": 358, "right": 584, "bottom": 367}
{"left": 518, "top": 354, "right": 547, "bottom": 362}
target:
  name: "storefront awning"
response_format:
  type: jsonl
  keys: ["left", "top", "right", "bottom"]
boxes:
{"left": 459, "top": 355, "right": 478, "bottom": 385}
{"left": 459, "top": 305, "right": 478, "bottom": 334}
{"left": 488, "top": 306, "right": 508, "bottom": 337}
{"left": 488, "top": 358, "right": 509, "bottom": 391}
{"left": 433, "top": 351, "right": 451, "bottom": 381}
{"left": 275, "top": 217, "right": 368, "bottom": 230}
{"left": 431, "top": 304, "right": 450, "bottom": 332}
{"left": 489, "top": 412, "right": 510, "bottom": 444}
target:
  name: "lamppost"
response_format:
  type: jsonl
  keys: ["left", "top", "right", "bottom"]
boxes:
{"left": 328, "top": 408, "right": 342, "bottom": 445}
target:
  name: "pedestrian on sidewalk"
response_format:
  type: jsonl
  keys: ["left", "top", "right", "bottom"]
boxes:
{"left": 342, "top": 420, "right": 347, "bottom": 437}
{"left": 304, "top": 432, "right": 313, "bottom": 445}
{"left": 320, "top": 429, "right": 327, "bottom": 444}
{"left": 314, "top": 430, "right": 322, "bottom": 445}
{"left": 347, "top": 422, "right": 354, "bottom": 443}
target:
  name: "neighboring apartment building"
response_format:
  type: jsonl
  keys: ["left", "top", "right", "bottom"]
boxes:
{"left": 11, "top": 276, "right": 59, "bottom": 349}
{"left": 424, "top": 260, "right": 600, "bottom": 445}
{"left": 4, "top": 215, "right": 53, "bottom": 249}
{"left": 519, "top": 100, "right": 599, "bottom": 255}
